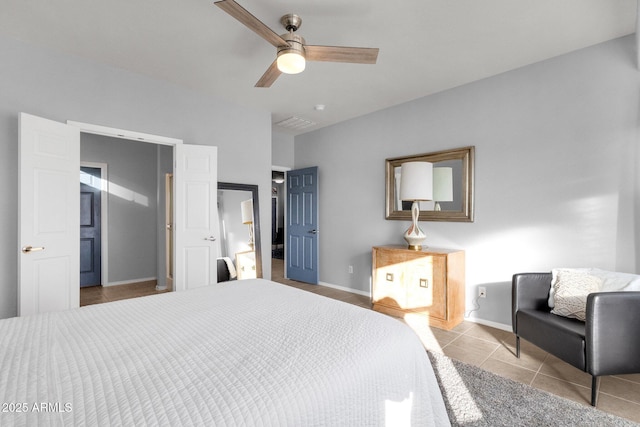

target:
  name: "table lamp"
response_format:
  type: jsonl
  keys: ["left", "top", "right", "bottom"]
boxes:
{"left": 400, "top": 161, "right": 433, "bottom": 250}
{"left": 433, "top": 167, "right": 453, "bottom": 211}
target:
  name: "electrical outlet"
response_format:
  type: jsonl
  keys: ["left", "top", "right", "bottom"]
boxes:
{"left": 348, "top": 265, "right": 354, "bottom": 274}
{"left": 478, "top": 286, "right": 487, "bottom": 298}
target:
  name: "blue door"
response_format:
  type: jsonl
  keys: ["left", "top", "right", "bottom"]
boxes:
{"left": 286, "top": 167, "right": 319, "bottom": 284}
{"left": 80, "top": 167, "right": 102, "bottom": 287}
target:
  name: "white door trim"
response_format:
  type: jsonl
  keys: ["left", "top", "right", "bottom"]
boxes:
{"left": 271, "top": 165, "right": 291, "bottom": 172}
{"left": 68, "top": 121, "right": 185, "bottom": 292}
{"left": 67, "top": 121, "right": 183, "bottom": 146}
{"left": 80, "top": 162, "right": 109, "bottom": 287}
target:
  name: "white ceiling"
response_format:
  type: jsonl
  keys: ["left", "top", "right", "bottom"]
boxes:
{"left": 1, "top": 0, "right": 637, "bottom": 135}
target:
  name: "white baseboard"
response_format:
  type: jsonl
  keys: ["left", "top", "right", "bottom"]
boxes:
{"left": 318, "top": 281, "right": 370, "bottom": 297}
{"left": 104, "top": 277, "right": 157, "bottom": 287}
{"left": 310, "top": 281, "right": 512, "bottom": 332}
{"left": 465, "top": 316, "right": 512, "bottom": 332}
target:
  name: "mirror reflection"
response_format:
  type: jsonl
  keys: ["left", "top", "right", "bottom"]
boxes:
{"left": 217, "top": 182, "right": 262, "bottom": 281}
{"left": 386, "top": 146, "right": 474, "bottom": 222}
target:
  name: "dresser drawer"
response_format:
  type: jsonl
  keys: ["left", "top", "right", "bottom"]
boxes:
{"left": 373, "top": 262, "right": 406, "bottom": 308}
{"left": 405, "top": 255, "right": 446, "bottom": 319}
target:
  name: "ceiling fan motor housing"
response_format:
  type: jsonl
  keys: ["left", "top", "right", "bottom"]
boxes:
{"left": 278, "top": 33, "right": 305, "bottom": 55}
{"left": 280, "top": 14, "right": 302, "bottom": 32}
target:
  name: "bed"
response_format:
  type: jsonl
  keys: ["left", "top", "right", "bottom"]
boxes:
{"left": 0, "top": 279, "right": 450, "bottom": 426}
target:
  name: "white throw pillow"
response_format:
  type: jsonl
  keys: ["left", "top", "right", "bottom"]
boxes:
{"left": 549, "top": 268, "right": 640, "bottom": 309}
{"left": 550, "top": 270, "right": 602, "bottom": 321}
{"left": 548, "top": 268, "right": 591, "bottom": 308}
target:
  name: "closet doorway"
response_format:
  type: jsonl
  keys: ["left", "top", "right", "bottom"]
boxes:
{"left": 79, "top": 134, "right": 172, "bottom": 306}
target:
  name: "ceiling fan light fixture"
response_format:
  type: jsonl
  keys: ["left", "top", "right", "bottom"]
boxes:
{"left": 277, "top": 33, "right": 306, "bottom": 74}
{"left": 277, "top": 51, "right": 305, "bottom": 74}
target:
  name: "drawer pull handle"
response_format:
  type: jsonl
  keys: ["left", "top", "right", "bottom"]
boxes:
{"left": 386, "top": 273, "right": 394, "bottom": 281}
{"left": 420, "top": 278, "right": 429, "bottom": 288}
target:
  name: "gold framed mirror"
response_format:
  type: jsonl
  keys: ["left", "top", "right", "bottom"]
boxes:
{"left": 385, "top": 146, "right": 474, "bottom": 222}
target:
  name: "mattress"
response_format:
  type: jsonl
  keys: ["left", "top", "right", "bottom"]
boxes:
{"left": 0, "top": 279, "right": 450, "bottom": 426}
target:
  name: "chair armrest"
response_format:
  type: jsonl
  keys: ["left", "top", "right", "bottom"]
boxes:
{"left": 512, "top": 273, "right": 552, "bottom": 333}
{"left": 586, "top": 291, "right": 640, "bottom": 376}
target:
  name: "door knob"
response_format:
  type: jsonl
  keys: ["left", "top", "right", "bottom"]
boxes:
{"left": 22, "top": 245, "right": 45, "bottom": 254}
{"left": 308, "top": 229, "right": 318, "bottom": 234}
{"left": 204, "top": 236, "right": 216, "bottom": 241}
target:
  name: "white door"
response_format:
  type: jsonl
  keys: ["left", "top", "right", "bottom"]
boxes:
{"left": 173, "top": 144, "right": 219, "bottom": 291}
{"left": 19, "top": 113, "right": 80, "bottom": 316}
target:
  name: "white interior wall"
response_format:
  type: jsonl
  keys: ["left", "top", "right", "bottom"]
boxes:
{"left": 294, "top": 35, "right": 640, "bottom": 327}
{"left": 272, "top": 131, "right": 295, "bottom": 168}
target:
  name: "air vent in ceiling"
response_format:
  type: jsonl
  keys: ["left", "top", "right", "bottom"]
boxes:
{"left": 275, "top": 116, "right": 316, "bottom": 130}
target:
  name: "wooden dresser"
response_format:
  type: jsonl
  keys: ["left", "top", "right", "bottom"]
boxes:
{"left": 372, "top": 245, "right": 465, "bottom": 330}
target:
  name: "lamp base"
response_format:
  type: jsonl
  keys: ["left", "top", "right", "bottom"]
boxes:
{"left": 404, "top": 229, "right": 426, "bottom": 250}
{"left": 403, "top": 201, "right": 426, "bottom": 250}
{"left": 247, "top": 223, "right": 255, "bottom": 251}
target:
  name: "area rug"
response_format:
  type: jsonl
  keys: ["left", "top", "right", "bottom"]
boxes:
{"left": 428, "top": 351, "right": 638, "bottom": 427}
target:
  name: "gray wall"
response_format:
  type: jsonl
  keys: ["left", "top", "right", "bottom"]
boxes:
{"left": 81, "top": 134, "right": 160, "bottom": 284}
{"left": 272, "top": 131, "right": 295, "bottom": 168}
{"left": 271, "top": 131, "right": 294, "bottom": 252}
{"left": 0, "top": 35, "right": 272, "bottom": 319}
{"left": 294, "top": 36, "right": 640, "bottom": 328}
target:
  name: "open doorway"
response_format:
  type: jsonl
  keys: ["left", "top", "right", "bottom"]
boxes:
{"left": 79, "top": 134, "right": 173, "bottom": 306}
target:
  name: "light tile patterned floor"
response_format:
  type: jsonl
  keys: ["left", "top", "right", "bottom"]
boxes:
{"left": 81, "top": 262, "right": 640, "bottom": 424}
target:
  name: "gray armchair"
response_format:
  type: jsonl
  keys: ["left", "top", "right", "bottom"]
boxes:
{"left": 512, "top": 272, "right": 640, "bottom": 406}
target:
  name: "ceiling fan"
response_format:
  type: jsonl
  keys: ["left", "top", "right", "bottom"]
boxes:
{"left": 214, "top": 0, "right": 379, "bottom": 88}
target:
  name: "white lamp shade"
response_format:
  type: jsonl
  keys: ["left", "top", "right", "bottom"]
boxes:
{"left": 400, "top": 162, "right": 433, "bottom": 201}
{"left": 241, "top": 199, "right": 253, "bottom": 224}
{"left": 433, "top": 167, "right": 453, "bottom": 202}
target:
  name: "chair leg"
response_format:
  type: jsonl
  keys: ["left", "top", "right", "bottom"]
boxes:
{"left": 591, "top": 376, "right": 600, "bottom": 407}
{"left": 516, "top": 336, "right": 520, "bottom": 358}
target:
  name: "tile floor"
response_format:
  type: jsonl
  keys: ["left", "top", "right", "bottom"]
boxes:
{"left": 81, "top": 262, "right": 640, "bottom": 424}
{"left": 271, "top": 259, "right": 640, "bottom": 424}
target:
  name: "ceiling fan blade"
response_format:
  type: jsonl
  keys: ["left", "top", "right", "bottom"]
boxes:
{"left": 215, "top": 0, "right": 289, "bottom": 48}
{"left": 305, "top": 45, "right": 379, "bottom": 64}
{"left": 255, "top": 60, "right": 282, "bottom": 88}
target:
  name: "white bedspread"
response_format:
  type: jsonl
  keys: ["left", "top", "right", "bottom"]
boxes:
{"left": 0, "top": 279, "right": 450, "bottom": 426}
